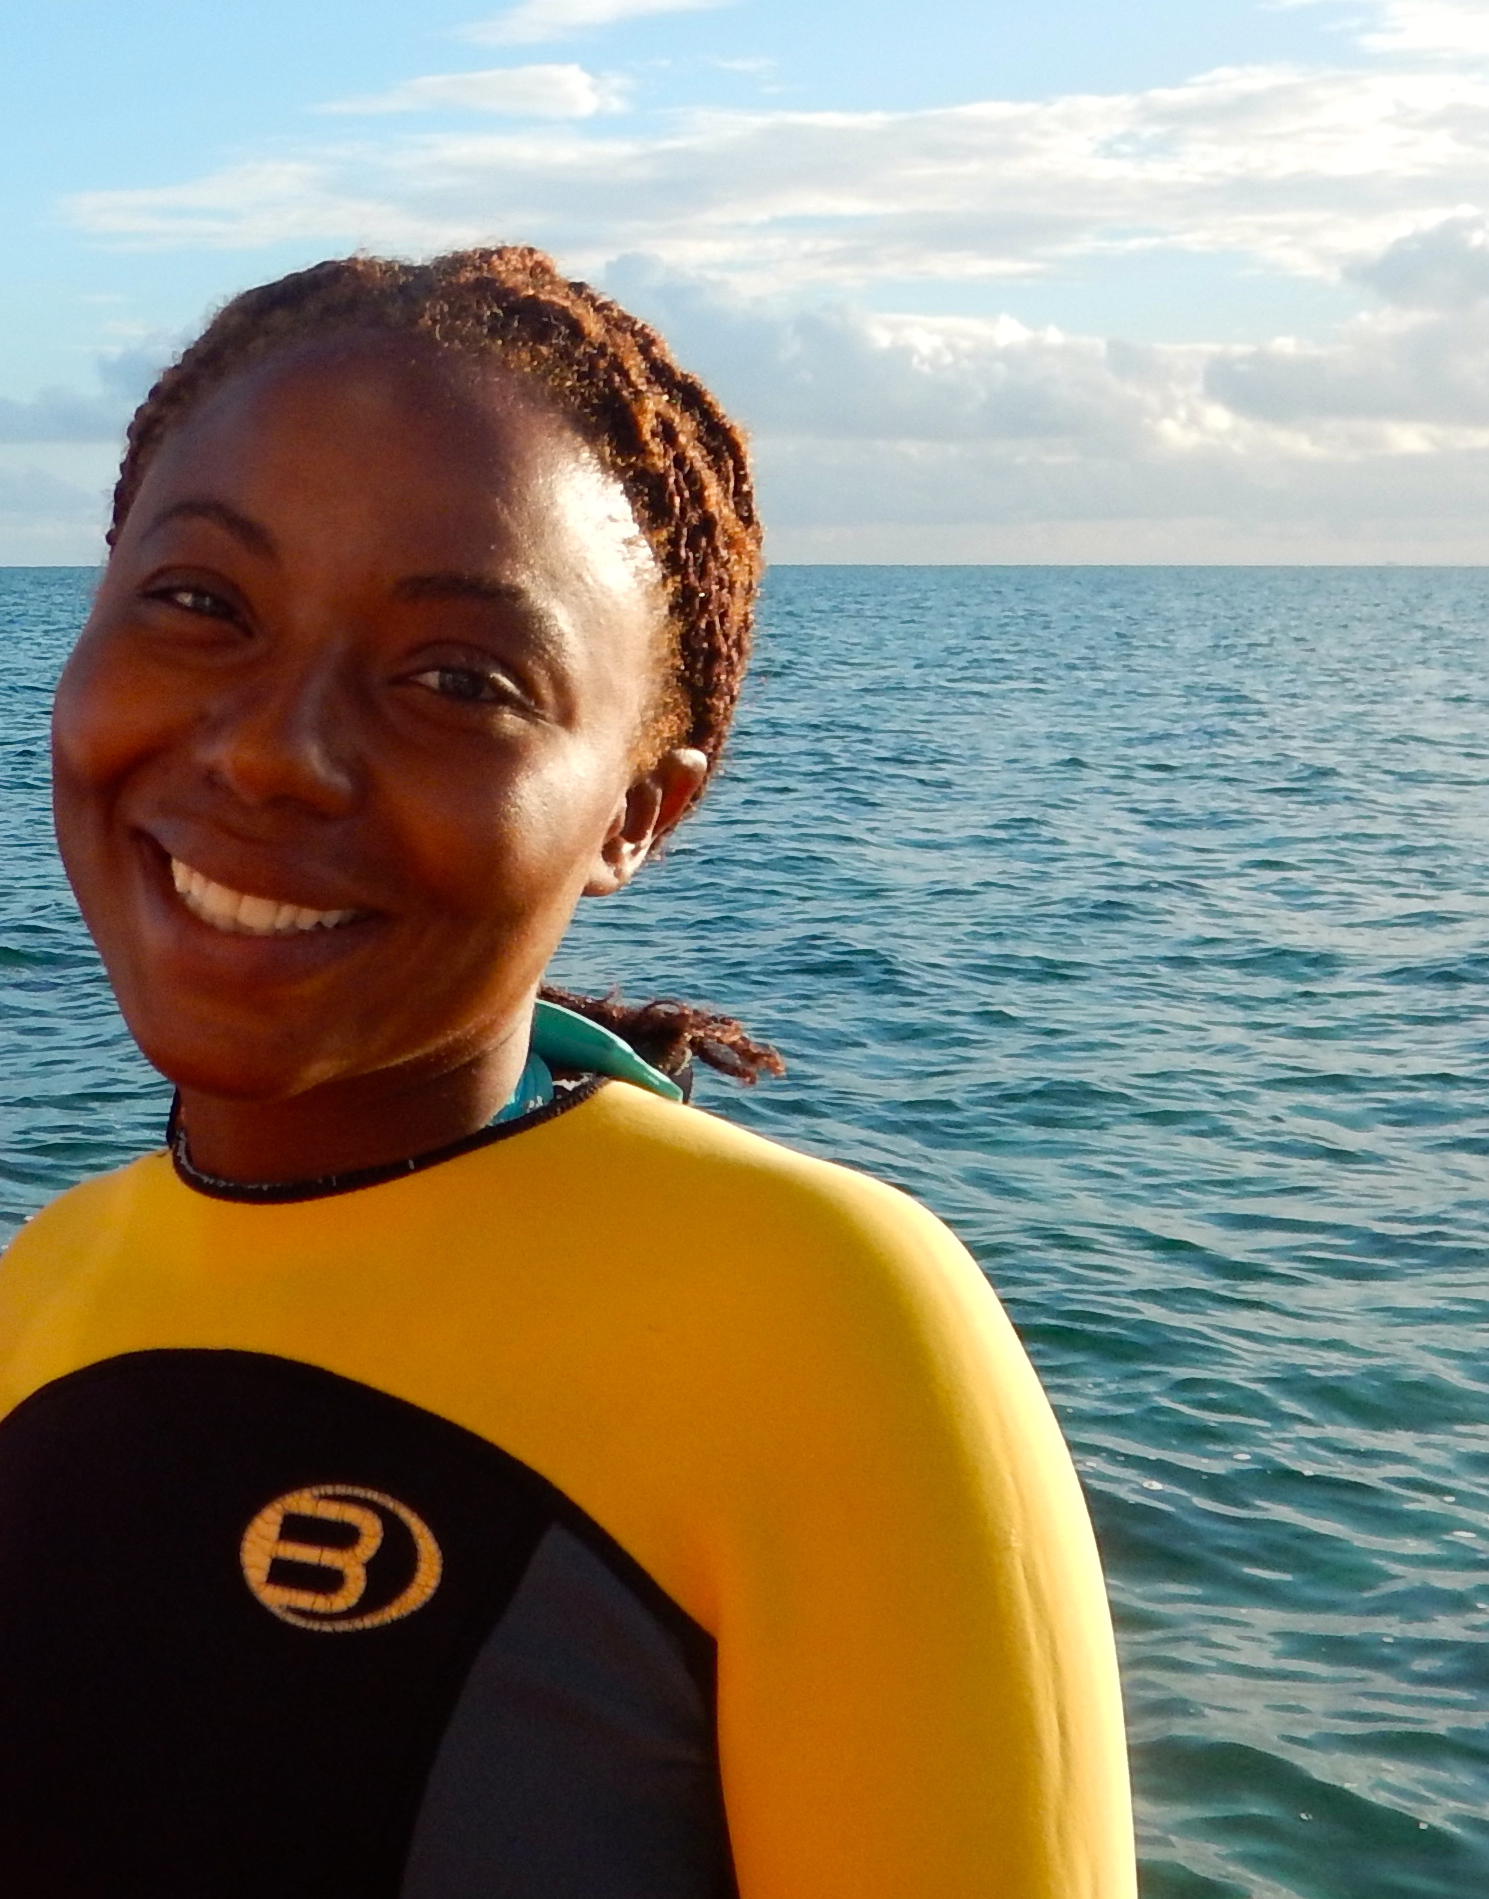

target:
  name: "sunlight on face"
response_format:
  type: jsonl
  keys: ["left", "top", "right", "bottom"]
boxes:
{"left": 52, "top": 337, "right": 695, "bottom": 1129}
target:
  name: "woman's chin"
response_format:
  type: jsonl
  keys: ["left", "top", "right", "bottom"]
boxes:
{"left": 136, "top": 1024, "right": 349, "bottom": 1108}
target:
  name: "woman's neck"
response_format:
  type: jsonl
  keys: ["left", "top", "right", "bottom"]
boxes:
{"left": 173, "top": 1027, "right": 533, "bottom": 1186}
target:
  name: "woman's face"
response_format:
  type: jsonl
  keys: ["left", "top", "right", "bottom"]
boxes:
{"left": 53, "top": 336, "right": 703, "bottom": 1110}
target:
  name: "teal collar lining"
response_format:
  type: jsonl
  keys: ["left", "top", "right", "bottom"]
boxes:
{"left": 491, "top": 998, "right": 684, "bottom": 1124}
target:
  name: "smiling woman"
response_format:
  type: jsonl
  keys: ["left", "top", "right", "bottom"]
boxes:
{"left": 55, "top": 323, "right": 719, "bottom": 1178}
{"left": 61, "top": 250, "right": 775, "bottom": 1179}
{"left": 0, "top": 247, "right": 1135, "bottom": 1898}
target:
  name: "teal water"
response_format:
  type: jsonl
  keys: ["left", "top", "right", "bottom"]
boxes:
{"left": 3, "top": 564, "right": 1487, "bottom": 1898}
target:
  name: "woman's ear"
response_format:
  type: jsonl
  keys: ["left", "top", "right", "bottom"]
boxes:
{"left": 585, "top": 747, "right": 709, "bottom": 896}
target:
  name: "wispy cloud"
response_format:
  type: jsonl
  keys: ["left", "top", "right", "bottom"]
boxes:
{"left": 0, "top": 461, "right": 116, "bottom": 562}
{"left": 0, "top": 341, "right": 166, "bottom": 444}
{"left": 321, "top": 64, "right": 628, "bottom": 118}
{"left": 614, "top": 251, "right": 1489, "bottom": 457}
{"left": 1210, "top": 213, "right": 1489, "bottom": 429}
{"left": 1362, "top": 1, "right": 1489, "bottom": 56}
{"left": 0, "top": 388, "right": 125, "bottom": 444}
{"left": 67, "top": 161, "right": 446, "bottom": 252}
{"left": 15, "top": 255, "right": 1489, "bottom": 560}
{"left": 64, "top": 63, "right": 1489, "bottom": 291}
{"left": 38, "top": 8, "right": 1489, "bottom": 560}
{"left": 0, "top": 467, "right": 105, "bottom": 518}
{"left": 1349, "top": 208, "right": 1489, "bottom": 306}
{"left": 1273, "top": 0, "right": 1489, "bottom": 58}
{"left": 617, "top": 258, "right": 1489, "bottom": 558}
{"left": 459, "top": 0, "right": 732, "bottom": 48}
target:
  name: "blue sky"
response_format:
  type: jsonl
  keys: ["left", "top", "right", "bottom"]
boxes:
{"left": 5, "top": 0, "right": 1489, "bottom": 560}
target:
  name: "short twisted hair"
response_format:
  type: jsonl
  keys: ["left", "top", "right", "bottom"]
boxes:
{"left": 109, "top": 247, "right": 762, "bottom": 771}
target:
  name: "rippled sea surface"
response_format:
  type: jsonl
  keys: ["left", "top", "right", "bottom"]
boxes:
{"left": 4, "top": 565, "right": 1488, "bottom": 1897}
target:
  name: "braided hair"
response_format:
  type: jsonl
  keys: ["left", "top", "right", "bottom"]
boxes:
{"left": 111, "top": 247, "right": 783, "bottom": 1086}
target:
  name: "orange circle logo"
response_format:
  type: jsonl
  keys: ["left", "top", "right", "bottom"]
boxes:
{"left": 240, "top": 1485, "right": 442, "bottom": 1632}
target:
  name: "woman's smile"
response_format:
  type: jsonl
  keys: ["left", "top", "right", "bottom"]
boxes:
{"left": 122, "top": 822, "right": 389, "bottom": 1003}
{"left": 168, "top": 857, "right": 365, "bottom": 935}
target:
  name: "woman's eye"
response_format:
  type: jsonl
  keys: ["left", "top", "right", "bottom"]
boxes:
{"left": 409, "top": 666, "right": 513, "bottom": 705}
{"left": 146, "top": 584, "right": 237, "bottom": 621}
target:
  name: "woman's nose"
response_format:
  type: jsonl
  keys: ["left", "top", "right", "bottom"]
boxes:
{"left": 195, "top": 662, "right": 360, "bottom": 817}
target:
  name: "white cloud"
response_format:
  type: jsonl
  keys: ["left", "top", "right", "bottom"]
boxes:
{"left": 1206, "top": 307, "right": 1489, "bottom": 432}
{"left": 759, "top": 459, "right": 1489, "bottom": 562}
{"left": 1349, "top": 207, "right": 1489, "bottom": 305}
{"left": 1272, "top": 0, "right": 1489, "bottom": 58}
{"left": 0, "top": 465, "right": 108, "bottom": 563}
{"left": 1209, "top": 215, "right": 1489, "bottom": 429}
{"left": 62, "top": 63, "right": 1489, "bottom": 292}
{"left": 0, "top": 387, "right": 127, "bottom": 444}
{"left": 604, "top": 261, "right": 1206, "bottom": 452}
{"left": 67, "top": 162, "right": 448, "bottom": 253}
{"left": 1357, "top": 2, "right": 1489, "bottom": 58}
{"left": 0, "top": 467, "right": 101, "bottom": 514}
{"left": 322, "top": 64, "right": 628, "bottom": 118}
{"left": 0, "top": 341, "right": 165, "bottom": 444}
{"left": 593, "top": 257, "right": 1489, "bottom": 557}
{"left": 43, "top": 20, "right": 1489, "bottom": 560}
{"left": 459, "top": 0, "right": 731, "bottom": 48}
{"left": 612, "top": 255, "right": 1489, "bottom": 456}
{"left": 15, "top": 251, "right": 1489, "bottom": 561}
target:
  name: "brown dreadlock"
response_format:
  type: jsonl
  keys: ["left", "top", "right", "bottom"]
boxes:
{"left": 110, "top": 246, "right": 783, "bottom": 1087}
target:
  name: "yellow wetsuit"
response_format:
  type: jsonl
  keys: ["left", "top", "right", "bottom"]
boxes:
{"left": 0, "top": 1077, "right": 1134, "bottom": 1899}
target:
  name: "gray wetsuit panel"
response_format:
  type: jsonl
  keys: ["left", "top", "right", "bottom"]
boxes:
{"left": 401, "top": 1523, "right": 737, "bottom": 1898}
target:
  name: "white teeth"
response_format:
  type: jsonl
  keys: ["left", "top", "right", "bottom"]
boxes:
{"left": 234, "top": 893, "right": 278, "bottom": 932}
{"left": 168, "top": 857, "right": 357, "bottom": 937}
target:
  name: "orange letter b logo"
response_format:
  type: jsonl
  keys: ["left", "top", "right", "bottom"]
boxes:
{"left": 240, "top": 1485, "right": 441, "bottom": 1632}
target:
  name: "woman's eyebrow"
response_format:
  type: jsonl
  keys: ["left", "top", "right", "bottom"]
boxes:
{"left": 392, "top": 572, "right": 534, "bottom": 610}
{"left": 392, "top": 574, "right": 570, "bottom": 664}
{"left": 139, "top": 498, "right": 278, "bottom": 558}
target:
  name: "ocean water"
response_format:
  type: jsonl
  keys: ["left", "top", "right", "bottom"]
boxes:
{"left": 3, "top": 563, "right": 1487, "bottom": 1898}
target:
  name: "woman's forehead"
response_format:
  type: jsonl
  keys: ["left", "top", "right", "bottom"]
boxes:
{"left": 129, "top": 336, "right": 663, "bottom": 611}
{"left": 155, "top": 335, "right": 592, "bottom": 495}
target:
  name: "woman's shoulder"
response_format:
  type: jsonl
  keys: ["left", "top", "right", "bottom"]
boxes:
{"left": 2, "top": 1150, "right": 173, "bottom": 1257}
{"left": 539, "top": 1079, "right": 977, "bottom": 1279}
{"left": 502, "top": 1080, "right": 1016, "bottom": 1390}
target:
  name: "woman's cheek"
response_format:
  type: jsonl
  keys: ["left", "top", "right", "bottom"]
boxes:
{"left": 53, "top": 634, "right": 167, "bottom": 797}
{"left": 446, "top": 745, "right": 619, "bottom": 909}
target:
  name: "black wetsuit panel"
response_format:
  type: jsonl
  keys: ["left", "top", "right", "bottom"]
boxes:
{"left": 0, "top": 1350, "right": 734, "bottom": 1898}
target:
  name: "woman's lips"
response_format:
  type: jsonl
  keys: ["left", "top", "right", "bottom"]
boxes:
{"left": 168, "top": 855, "right": 365, "bottom": 937}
